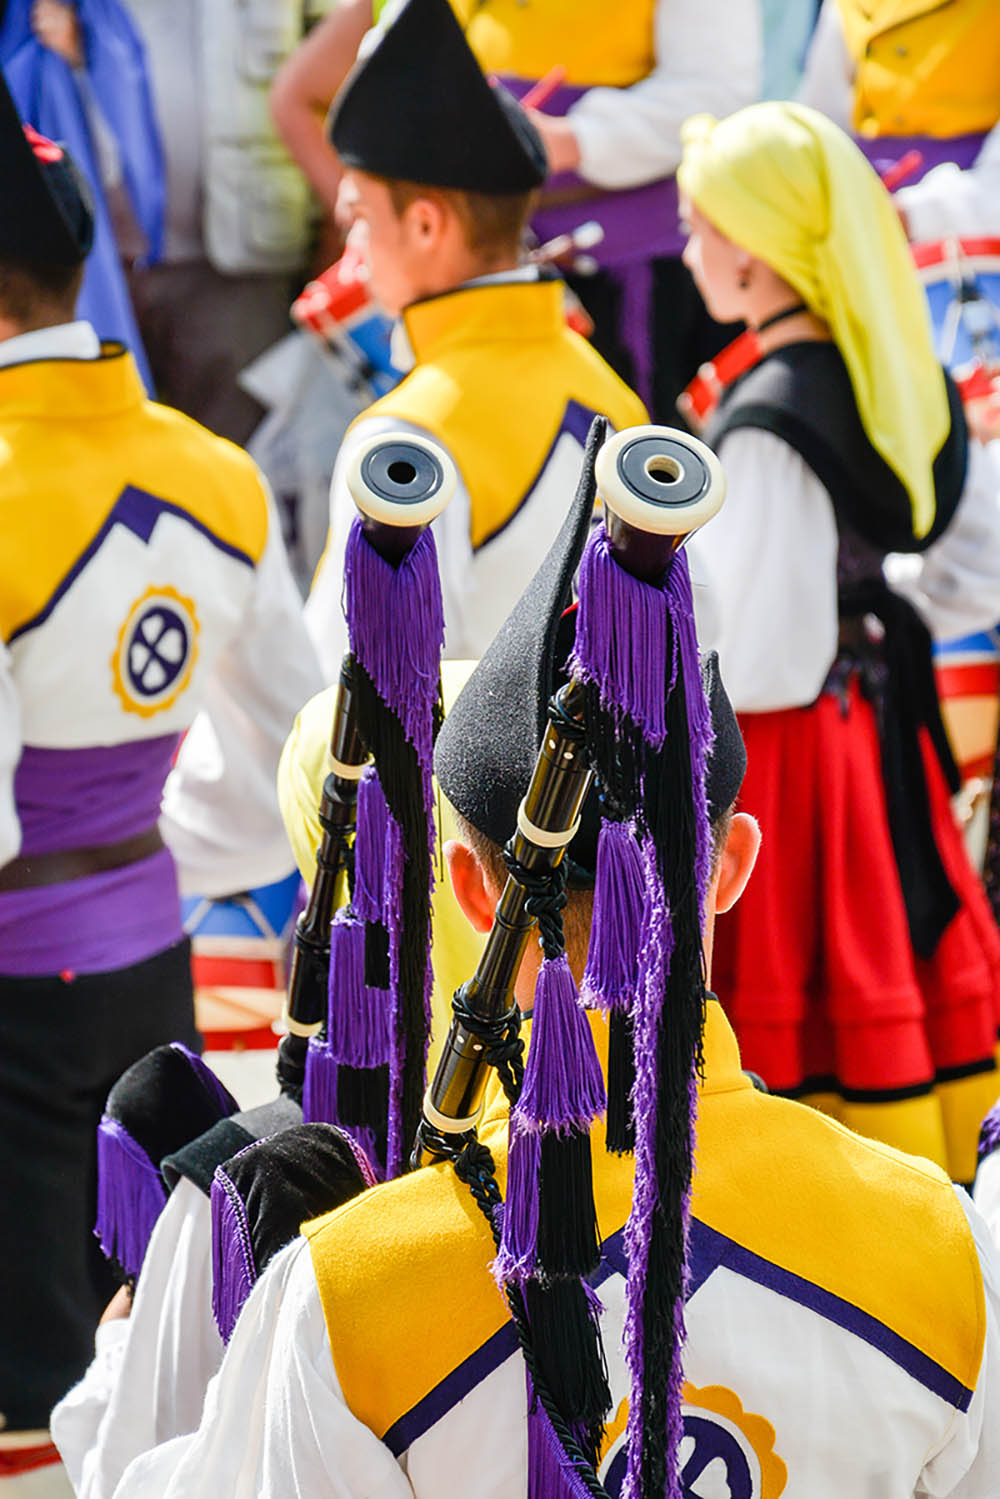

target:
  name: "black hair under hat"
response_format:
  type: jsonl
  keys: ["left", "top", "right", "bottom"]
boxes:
{"left": 434, "top": 456, "right": 746, "bottom": 877}
{"left": 329, "top": 0, "right": 547, "bottom": 194}
{"left": 0, "top": 70, "right": 94, "bottom": 266}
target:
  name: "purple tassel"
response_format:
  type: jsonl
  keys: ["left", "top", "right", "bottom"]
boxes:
{"left": 665, "top": 557, "right": 714, "bottom": 902}
{"left": 569, "top": 528, "right": 676, "bottom": 746}
{"left": 581, "top": 817, "right": 646, "bottom": 1013}
{"left": 326, "top": 909, "right": 392, "bottom": 1068}
{"left": 94, "top": 1117, "right": 168, "bottom": 1277}
{"left": 496, "top": 956, "right": 605, "bottom": 1284}
{"left": 343, "top": 518, "right": 444, "bottom": 775}
{"left": 210, "top": 1167, "right": 256, "bottom": 1343}
{"left": 518, "top": 956, "right": 606, "bottom": 1129}
{"left": 526, "top": 1382, "right": 599, "bottom": 1499}
{"left": 302, "top": 1034, "right": 339, "bottom": 1127}
{"left": 353, "top": 767, "right": 390, "bottom": 925}
{"left": 383, "top": 811, "right": 417, "bottom": 1180}
{"left": 979, "top": 1101, "right": 1000, "bottom": 1163}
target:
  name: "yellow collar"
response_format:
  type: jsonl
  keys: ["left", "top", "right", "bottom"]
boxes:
{"left": 0, "top": 343, "right": 146, "bottom": 421}
{"left": 401, "top": 279, "right": 565, "bottom": 364}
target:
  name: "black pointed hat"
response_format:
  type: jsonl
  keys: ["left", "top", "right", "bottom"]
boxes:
{"left": 0, "top": 69, "right": 93, "bottom": 266}
{"left": 433, "top": 421, "right": 746, "bottom": 877}
{"left": 329, "top": 0, "right": 547, "bottom": 194}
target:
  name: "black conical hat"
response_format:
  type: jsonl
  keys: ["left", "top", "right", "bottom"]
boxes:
{"left": 434, "top": 419, "right": 746, "bottom": 876}
{"left": 0, "top": 69, "right": 94, "bottom": 266}
{"left": 330, "top": 0, "right": 546, "bottom": 194}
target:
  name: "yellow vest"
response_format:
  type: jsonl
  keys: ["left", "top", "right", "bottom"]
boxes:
{"left": 0, "top": 346, "right": 269, "bottom": 644}
{"left": 306, "top": 1001, "right": 984, "bottom": 1443}
{"left": 450, "top": 0, "right": 655, "bottom": 90}
{"left": 359, "top": 279, "right": 647, "bottom": 551}
{"left": 836, "top": 0, "right": 1000, "bottom": 138}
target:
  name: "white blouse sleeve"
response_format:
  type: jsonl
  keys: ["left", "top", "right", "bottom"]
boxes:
{"left": 885, "top": 439, "right": 1000, "bottom": 643}
{"left": 688, "top": 427, "right": 840, "bottom": 713}
{"left": 569, "top": 0, "right": 761, "bottom": 190}
{"left": 111, "top": 1238, "right": 413, "bottom": 1499}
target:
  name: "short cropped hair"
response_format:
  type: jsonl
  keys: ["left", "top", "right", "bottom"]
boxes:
{"left": 379, "top": 176, "right": 537, "bottom": 260}
{"left": 455, "top": 803, "right": 734, "bottom": 971}
{"left": 0, "top": 256, "right": 84, "bottom": 329}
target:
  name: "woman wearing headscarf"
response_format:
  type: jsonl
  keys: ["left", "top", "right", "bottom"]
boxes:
{"left": 679, "top": 100, "right": 1000, "bottom": 1183}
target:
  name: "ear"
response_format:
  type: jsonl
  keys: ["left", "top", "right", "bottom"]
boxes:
{"left": 714, "top": 812, "right": 760, "bottom": 915}
{"left": 401, "top": 191, "right": 449, "bottom": 250}
{"left": 444, "top": 839, "right": 497, "bottom": 934}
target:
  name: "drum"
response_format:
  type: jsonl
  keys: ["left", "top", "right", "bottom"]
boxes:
{"left": 913, "top": 236, "right": 1000, "bottom": 442}
{"left": 182, "top": 870, "right": 302, "bottom": 1107}
{"left": 291, "top": 243, "right": 404, "bottom": 400}
{"left": 933, "top": 628, "right": 1000, "bottom": 783}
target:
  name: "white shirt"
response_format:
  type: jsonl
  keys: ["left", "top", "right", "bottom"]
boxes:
{"left": 688, "top": 429, "right": 1000, "bottom": 712}
{"left": 106, "top": 1187, "right": 1000, "bottom": 1499}
{"left": 566, "top": 0, "right": 762, "bottom": 190}
{"left": 52, "top": 1182, "right": 221, "bottom": 1499}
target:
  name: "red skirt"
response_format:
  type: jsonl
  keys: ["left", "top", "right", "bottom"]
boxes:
{"left": 712, "top": 677, "right": 1000, "bottom": 1180}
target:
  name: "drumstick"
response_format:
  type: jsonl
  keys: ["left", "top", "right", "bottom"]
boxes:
{"left": 881, "top": 150, "right": 924, "bottom": 193}
{"left": 519, "top": 65, "right": 567, "bottom": 111}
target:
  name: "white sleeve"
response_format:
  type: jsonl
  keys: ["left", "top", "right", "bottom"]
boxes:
{"left": 304, "top": 416, "right": 476, "bottom": 676}
{"left": 916, "top": 1190, "right": 1000, "bottom": 1497}
{"left": 568, "top": 0, "right": 761, "bottom": 190}
{"left": 884, "top": 440, "right": 1000, "bottom": 642}
{"left": 795, "top": 0, "right": 854, "bottom": 130}
{"left": 52, "top": 1184, "right": 223, "bottom": 1499}
{"left": 160, "top": 486, "right": 323, "bottom": 898}
{"left": 687, "top": 427, "right": 840, "bottom": 712}
{"left": 975, "top": 1150, "right": 1000, "bottom": 1253}
{"left": 0, "top": 637, "right": 21, "bottom": 869}
{"left": 111, "top": 1239, "right": 413, "bottom": 1499}
{"left": 896, "top": 124, "right": 1000, "bottom": 244}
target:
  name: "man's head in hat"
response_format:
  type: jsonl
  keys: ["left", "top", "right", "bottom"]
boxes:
{"left": 327, "top": 0, "right": 546, "bottom": 316}
{"left": 433, "top": 440, "right": 761, "bottom": 1005}
{"left": 0, "top": 71, "right": 93, "bottom": 336}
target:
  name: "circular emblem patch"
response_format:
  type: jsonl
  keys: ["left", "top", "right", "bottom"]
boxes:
{"left": 600, "top": 1386, "right": 786, "bottom": 1499}
{"left": 112, "top": 585, "right": 200, "bottom": 718}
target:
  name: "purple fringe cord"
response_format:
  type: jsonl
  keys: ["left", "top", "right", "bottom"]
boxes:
{"left": 211, "top": 1167, "right": 256, "bottom": 1343}
{"left": 353, "top": 767, "right": 390, "bottom": 925}
{"left": 979, "top": 1101, "right": 1000, "bottom": 1163}
{"left": 343, "top": 517, "right": 444, "bottom": 781}
{"left": 326, "top": 909, "right": 392, "bottom": 1069}
{"left": 581, "top": 817, "right": 646, "bottom": 1013}
{"left": 526, "top": 1376, "right": 601, "bottom": 1499}
{"left": 496, "top": 955, "right": 605, "bottom": 1283}
{"left": 94, "top": 1116, "right": 168, "bottom": 1278}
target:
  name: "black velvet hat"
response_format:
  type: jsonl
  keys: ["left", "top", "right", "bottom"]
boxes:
{"left": 433, "top": 445, "right": 746, "bottom": 878}
{"left": 0, "top": 70, "right": 94, "bottom": 266}
{"left": 329, "top": 0, "right": 547, "bottom": 194}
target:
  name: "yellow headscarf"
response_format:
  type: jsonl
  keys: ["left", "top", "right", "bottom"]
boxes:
{"left": 677, "top": 101, "right": 949, "bottom": 539}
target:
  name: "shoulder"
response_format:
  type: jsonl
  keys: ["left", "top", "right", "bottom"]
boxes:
{"left": 697, "top": 1085, "right": 987, "bottom": 1400}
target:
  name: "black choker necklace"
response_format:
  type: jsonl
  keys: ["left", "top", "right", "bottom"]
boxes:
{"left": 756, "top": 301, "right": 808, "bottom": 334}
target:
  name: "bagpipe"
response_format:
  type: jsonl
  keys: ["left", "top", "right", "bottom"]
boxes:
{"left": 417, "top": 421, "right": 725, "bottom": 1499}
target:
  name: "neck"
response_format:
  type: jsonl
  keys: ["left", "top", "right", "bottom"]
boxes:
{"left": 0, "top": 310, "right": 74, "bottom": 343}
{"left": 751, "top": 301, "right": 830, "bottom": 356}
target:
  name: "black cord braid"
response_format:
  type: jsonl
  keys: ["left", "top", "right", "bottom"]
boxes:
{"left": 453, "top": 1139, "right": 612, "bottom": 1499}
{"left": 451, "top": 987, "right": 525, "bottom": 1107}
{"left": 502, "top": 844, "right": 569, "bottom": 961}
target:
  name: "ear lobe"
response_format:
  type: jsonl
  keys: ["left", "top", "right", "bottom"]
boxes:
{"left": 444, "top": 839, "right": 497, "bottom": 934}
{"left": 714, "top": 812, "right": 760, "bottom": 915}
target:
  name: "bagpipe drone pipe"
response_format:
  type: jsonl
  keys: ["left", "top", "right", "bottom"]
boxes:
{"left": 417, "top": 419, "right": 725, "bottom": 1499}
{"left": 94, "top": 433, "right": 456, "bottom": 1286}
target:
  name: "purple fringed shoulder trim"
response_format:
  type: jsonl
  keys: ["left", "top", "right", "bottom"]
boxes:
{"left": 94, "top": 1115, "right": 168, "bottom": 1278}
{"left": 211, "top": 1167, "right": 257, "bottom": 1343}
{"left": 979, "top": 1102, "right": 1000, "bottom": 1163}
{"left": 168, "top": 1042, "right": 239, "bottom": 1119}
